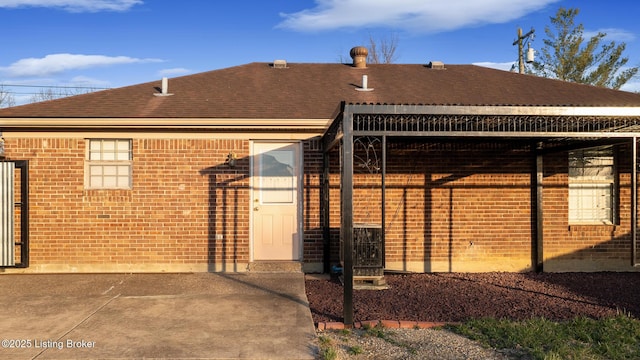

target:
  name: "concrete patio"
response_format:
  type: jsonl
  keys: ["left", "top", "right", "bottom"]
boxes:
{"left": 0, "top": 272, "right": 317, "bottom": 359}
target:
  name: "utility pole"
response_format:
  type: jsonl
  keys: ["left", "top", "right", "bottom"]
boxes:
{"left": 513, "top": 27, "right": 535, "bottom": 74}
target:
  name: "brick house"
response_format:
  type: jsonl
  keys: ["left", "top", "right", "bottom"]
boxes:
{"left": 2, "top": 47, "right": 640, "bottom": 274}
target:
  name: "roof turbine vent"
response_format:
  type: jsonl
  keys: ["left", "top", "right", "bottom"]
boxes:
{"left": 350, "top": 46, "right": 368, "bottom": 68}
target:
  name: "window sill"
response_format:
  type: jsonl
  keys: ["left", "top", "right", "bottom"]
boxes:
{"left": 568, "top": 223, "right": 618, "bottom": 231}
{"left": 83, "top": 189, "right": 133, "bottom": 203}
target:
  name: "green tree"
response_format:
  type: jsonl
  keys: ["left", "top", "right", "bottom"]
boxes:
{"left": 532, "top": 7, "right": 638, "bottom": 90}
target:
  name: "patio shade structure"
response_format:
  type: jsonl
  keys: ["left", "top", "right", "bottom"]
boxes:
{"left": 322, "top": 103, "right": 640, "bottom": 326}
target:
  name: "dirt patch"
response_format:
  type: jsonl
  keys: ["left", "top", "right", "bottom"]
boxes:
{"left": 305, "top": 272, "right": 640, "bottom": 324}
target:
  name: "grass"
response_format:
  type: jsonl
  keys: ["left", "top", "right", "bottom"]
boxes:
{"left": 317, "top": 335, "right": 337, "bottom": 360}
{"left": 319, "top": 346, "right": 337, "bottom": 360}
{"left": 449, "top": 314, "right": 640, "bottom": 360}
{"left": 362, "top": 323, "right": 386, "bottom": 338}
{"left": 347, "top": 345, "right": 364, "bottom": 355}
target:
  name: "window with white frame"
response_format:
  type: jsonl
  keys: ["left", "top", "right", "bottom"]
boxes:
{"left": 568, "top": 147, "right": 615, "bottom": 224}
{"left": 86, "top": 139, "right": 132, "bottom": 189}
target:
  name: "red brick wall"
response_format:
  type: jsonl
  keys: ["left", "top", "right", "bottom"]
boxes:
{"left": 6, "top": 138, "right": 251, "bottom": 271}
{"left": 3, "top": 136, "right": 637, "bottom": 273}
{"left": 323, "top": 141, "right": 533, "bottom": 271}
{"left": 322, "top": 140, "right": 639, "bottom": 272}
{"left": 384, "top": 142, "right": 532, "bottom": 271}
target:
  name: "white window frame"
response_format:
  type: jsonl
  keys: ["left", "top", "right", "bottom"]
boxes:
{"left": 568, "top": 147, "right": 615, "bottom": 225}
{"left": 85, "top": 139, "right": 132, "bottom": 190}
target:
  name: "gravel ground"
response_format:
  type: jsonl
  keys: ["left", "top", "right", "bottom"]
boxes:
{"left": 306, "top": 272, "right": 640, "bottom": 323}
{"left": 316, "top": 327, "right": 517, "bottom": 360}
{"left": 307, "top": 272, "right": 640, "bottom": 359}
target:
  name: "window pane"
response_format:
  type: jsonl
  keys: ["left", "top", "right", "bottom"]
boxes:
{"left": 102, "top": 141, "right": 115, "bottom": 152}
{"left": 103, "top": 166, "right": 117, "bottom": 176}
{"left": 568, "top": 147, "right": 614, "bottom": 224}
{"left": 582, "top": 157, "right": 613, "bottom": 179}
{"left": 89, "top": 141, "right": 102, "bottom": 160}
{"left": 569, "top": 184, "right": 612, "bottom": 223}
{"left": 259, "top": 150, "right": 295, "bottom": 204}
{"left": 117, "top": 176, "right": 130, "bottom": 187}
{"left": 90, "top": 176, "right": 103, "bottom": 188}
{"left": 90, "top": 140, "right": 132, "bottom": 161}
{"left": 569, "top": 148, "right": 614, "bottom": 181}
{"left": 103, "top": 176, "right": 117, "bottom": 187}
{"left": 90, "top": 166, "right": 102, "bottom": 176}
{"left": 117, "top": 165, "right": 130, "bottom": 176}
{"left": 86, "top": 139, "right": 133, "bottom": 189}
{"left": 116, "top": 140, "right": 131, "bottom": 160}
{"left": 116, "top": 152, "right": 130, "bottom": 161}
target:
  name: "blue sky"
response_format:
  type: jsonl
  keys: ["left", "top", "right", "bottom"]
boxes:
{"left": 1, "top": 0, "right": 639, "bottom": 105}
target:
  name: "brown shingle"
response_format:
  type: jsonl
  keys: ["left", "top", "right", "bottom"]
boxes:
{"left": 2, "top": 62, "right": 640, "bottom": 119}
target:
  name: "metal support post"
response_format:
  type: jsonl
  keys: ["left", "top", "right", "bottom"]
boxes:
{"left": 342, "top": 109, "right": 354, "bottom": 326}
{"left": 632, "top": 137, "right": 638, "bottom": 266}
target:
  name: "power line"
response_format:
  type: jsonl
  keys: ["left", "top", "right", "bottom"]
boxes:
{"left": 0, "top": 83, "right": 110, "bottom": 98}
{"left": 0, "top": 83, "right": 111, "bottom": 90}
{"left": 1, "top": 91, "right": 91, "bottom": 96}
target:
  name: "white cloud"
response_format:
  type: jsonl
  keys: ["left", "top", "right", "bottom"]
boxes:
{"left": 278, "top": 0, "right": 561, "bottom": 33}
{"left": 0, "top": 0, "right": 142, "bottom": 12}
{"left": 621, "top": 81, "right": 640, "bottom": 93}
{"left": 1, "top": 54, "right": 163, "bottom": 77}
{"left": 158, "top": 68, "right": 192, "bottom": 77}
{"left": 68, "top": 75, "right": 112, "bottom": 88}
{"left": 473, "top": 61, "right": 516, "bottom": 72}
{"left": 583, "top": 28, "right": 636, "bottom": 42}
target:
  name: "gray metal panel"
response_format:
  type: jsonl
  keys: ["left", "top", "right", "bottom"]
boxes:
{"left": 352, "top": 113, "right": 640, "bottom": 137}
{"left": 1, "top": 162, "right": 14, "bottom": 266}
{"left": 346, "top": 104, "right": 640, "bottom": 117}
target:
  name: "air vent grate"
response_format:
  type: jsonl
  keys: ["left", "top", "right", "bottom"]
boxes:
{"left": 428, "top": 61, "right": 445, "bottom": 70}
{"left": 272, "top": 60, "right": 287, "bottom": 69}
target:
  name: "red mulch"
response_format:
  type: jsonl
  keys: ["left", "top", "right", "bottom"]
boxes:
{"left": 305, "top": 272, "right": 640, "bottom": 324}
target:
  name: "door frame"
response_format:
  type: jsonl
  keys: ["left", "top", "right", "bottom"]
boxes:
{"left": 249, "top": 141, "right": 303, "bottom": 262}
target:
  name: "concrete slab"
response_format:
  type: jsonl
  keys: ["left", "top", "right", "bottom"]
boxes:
{"left": 0, "top": 273, "right": 317, "bottom": 359}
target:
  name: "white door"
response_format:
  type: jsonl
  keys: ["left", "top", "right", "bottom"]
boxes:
{"left": 252, "top": 142, "right": 301, "bottom": 261}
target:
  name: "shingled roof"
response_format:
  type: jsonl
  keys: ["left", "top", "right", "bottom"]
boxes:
{"left": 2, "top": 61, "right": 640, "bottom": 120}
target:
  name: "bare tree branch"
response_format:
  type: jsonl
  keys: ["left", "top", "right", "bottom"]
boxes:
{"left": 368, "top": 34, "right": 399, "bottom": 64}
{"left": 29, "top": 86, "right": 98, "bottom": 103}
{"left": 0, "top": 85, "right": 15, "bottom": 108}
